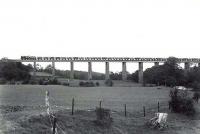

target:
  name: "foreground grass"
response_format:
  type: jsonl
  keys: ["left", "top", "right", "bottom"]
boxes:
{"left": 1, "top": 105, "right": 200, "bottom": 134}
{"left": 0, "top": 85, "right": 200, "bottom": 133}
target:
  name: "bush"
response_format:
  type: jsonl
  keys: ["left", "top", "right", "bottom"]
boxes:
{"left": 96, "top": 82, "right": 100, "bottom": 86}
{"left": 190, "top": 81, "right": 200, "bottom": 91}
{"left": 62, "top": 82, "right": 69, "bottom": 86}
{"left": 193, "top": 92, "right": 200, "bottom": 103}
{"left": 22, "top": 80, "right": 29, "bottom": 84}
{"left": 79, "top": 81, "right": 84, "bottom": 86}
{"left": 166, "top": 77, "right": 177, "bottom": 87}
{"left": 0, "top": 79, "right": 7, "bottom": 84}
{"left": 29, "top": 80, "right": 38, "bottom": 85}
{"left": 88, "top": 81, "right": 95, "bottom": 87}
{"left": 47, "top": 78, "right": 60, "bottom": 85}
{"left": 39, "top": 79, "right": 44, "bottom": 85}
{"left": 79, "top": 81, "right": 95, "bottom": 87}
{"left": 169, "top": 89, "right": 195, "bottom": 115}
{"left": 94, "top": 107, "right": 112, "bottom": 127}
{"left": 105, "top": 79, "right": 113, "bottom": 87}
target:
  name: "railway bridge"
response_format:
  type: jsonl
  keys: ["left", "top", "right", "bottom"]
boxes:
{"left": 2, "top": 56, "right": 200, "bottom": 84}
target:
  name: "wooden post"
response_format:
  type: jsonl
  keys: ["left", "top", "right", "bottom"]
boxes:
{"left": 45, "top": 91, "right": 50, "bottom": 115}
{"left": 168, "top": 101, "right": 171, "bottom": 110}
{"left": 52, "top": 117, "right": 57, "bottom": 134}
{"left": 124, "top": 104, "right": 127, "bottom": 117}
{"left": 143, "top": 106, "right": 145, "bottom": 117}
{"left": 72, "top": 98, "right": 74, "bottom": 115}
{"left": 99, "top": 100, "right": 102, "bottom": 120}
{"left": 158, "top": 102, "right": 160, "bottom": 112}
{"left": 99, "top": 100, "right": 102, "bottom": 109}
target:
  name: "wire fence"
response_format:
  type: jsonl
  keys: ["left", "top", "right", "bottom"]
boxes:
{"left": 45, "top": 90, "right": 170, "bottom": 134}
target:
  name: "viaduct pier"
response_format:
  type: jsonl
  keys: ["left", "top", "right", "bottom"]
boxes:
{"left": 2, "top": 56, "right": 200, "bottom": 84}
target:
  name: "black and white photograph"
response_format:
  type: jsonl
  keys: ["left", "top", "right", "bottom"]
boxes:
{"left": 0, "top": 0, "right": 200, "bottom": 133}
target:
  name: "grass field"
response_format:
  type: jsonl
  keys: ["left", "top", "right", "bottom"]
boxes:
{"left": 0, "top": 85, "right": 170, "bottom": 111}
{"left": 0, "top": 85, "right": 200, "bottom": 134}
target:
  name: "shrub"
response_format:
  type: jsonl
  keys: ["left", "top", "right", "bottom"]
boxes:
{"left": 86, "top": 81, "right": 95, "bottom": 87}
{"left": 39, "top": 79, "right": 44, "bottom": 85}
{"left": 193, "top": 92, "right": 200, "bottom": 103}
{"left": 96, "top": 82, "right": 100, "bottom": 86}
{"left": 88, "top": 81, "right": 95, "bottom": 87}
{"left": 190, "top": 81, "right": 200, "bottom": 91}
{"left": 166, "top": 77, "right": 177, "bottom": 87}
{"left": 62, "top": 82, "right": 69, "bottom": 86}
{"left": 47, "top": 78, "right": 60, "bottom": 85}
{"left": 169, "top": 89, "right": 195, "bottom": 115}
{"left": 29, "top": 80, "right": 38, "bottom": 85}
{"left": 105, "top": 79, "right": 113, "bottom": 87}
{"left": 22, "top": 80, "right": 29, "bottom": 84}
{"left": 85, "top": 82, "right": 90, "bottom": 86}
{"left": 0, "top": 79, "right": 7, "bottom": 84}
{"left": 79, "top": 81, "right": 84, "bottom": 86}
{"left": 94, "top": 107, "right": 112, "bottom": 127}
{"left": 79, "top": 81, "right": 95, "bottom": 87}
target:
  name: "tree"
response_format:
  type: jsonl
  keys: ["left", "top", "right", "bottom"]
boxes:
{"left": 144, "top": 57, "right": 185, "bottom": 86}
{"left": 0, "top": 62, "right": 31, "bottom": 81}
{"left": 185, "top": 66, "right": 200, "bottom": 90}
{"left": 127, "top": 70, "right": 138, "bottom": 82}
{"left": 110, "top": 72, "right": 122, "bottom": 80}
{"left": 27, "top": 64, "right": 33, "bottom": 70}
{"left": 44, "top": 64, "right": 52, "bottom": 74}
{"left": 169, "top": 89, "right": 195, "bottom": 115}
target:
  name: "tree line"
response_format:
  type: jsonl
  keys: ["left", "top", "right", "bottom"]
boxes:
{"left": 142, "top": 57, "right": 200, "bottom": 90}
{"left": 0, "top": 62, "right": 31, "bottom": 83}
{"left": 36, "top": 64, "right": 105, "bottom": 80}
{"left": 1, "top": 57, "right": 200, "bottom": 90}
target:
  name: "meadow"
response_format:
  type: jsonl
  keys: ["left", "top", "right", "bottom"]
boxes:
{"left": 0, "top": 85, "right": 170, "bottom": 111}
{"left": 0, "top": 85, "right": 200, "bottom": 134}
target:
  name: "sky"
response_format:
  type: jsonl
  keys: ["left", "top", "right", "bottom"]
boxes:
{"left": 0, "top": 0, "right": 200, "bottom": 73}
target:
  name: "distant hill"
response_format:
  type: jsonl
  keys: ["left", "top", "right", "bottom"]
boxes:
{"left": 30, "top": 72, "right": 53, "bottom": 77}
{"left": 31, "top": 70, "right": 105, "bottom": 80}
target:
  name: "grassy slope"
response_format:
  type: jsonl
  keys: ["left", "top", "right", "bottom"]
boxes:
{"left": 2, "top": 104, "right": 200, "bottom": 134}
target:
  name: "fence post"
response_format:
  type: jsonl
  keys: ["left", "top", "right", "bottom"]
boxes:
{"left": 99, "top": 100, "right": 102, "bottom": 109}
{"left": 168, "top": 101, "right": 171, "bottom": 110}
{"left": 45, "top": 91, "right": 50, "bottom": 115}
{"left": 99, "top": 100, "right": 102, "bottom": 120}
{"left": 72, "top": 98, "right": 74, "bottom": 115}
{"left": 158, "top": 102, "right": 160, "bottom": 112}
{"left": 124, "top": 104, "right": 127, "bottom": 117}
{"left": 143, "top": 106, "right": 145, "bottom": 117}
{"left": 52, "top": 116, "right": 57, "bottom": 134}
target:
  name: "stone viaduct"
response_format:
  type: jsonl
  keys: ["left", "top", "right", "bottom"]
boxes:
{"left": 3, "top": 56, "right": 200, "bottom": 83}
